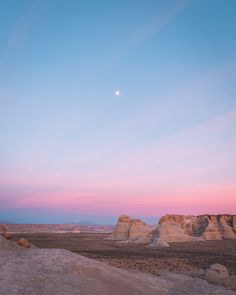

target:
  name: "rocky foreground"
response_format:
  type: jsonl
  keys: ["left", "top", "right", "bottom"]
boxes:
{"left": 110, "top": 214, "right": 236, "bottom": 246}
{"left": 0, "top": 245, "right": 235, "bottom": 295}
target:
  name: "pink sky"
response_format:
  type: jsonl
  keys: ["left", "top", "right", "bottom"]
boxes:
{"left": 1, "top": 111, "right": 235, "bottom": 222}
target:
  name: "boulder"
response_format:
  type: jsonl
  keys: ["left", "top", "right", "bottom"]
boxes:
{"left": 18, "top": 237, "right": 31, "bottom": 248}
{"left": 204, "top": 264, "right": 230, "bottom": 286}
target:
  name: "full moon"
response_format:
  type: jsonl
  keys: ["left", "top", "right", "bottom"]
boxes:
{"left": 115, "top": 90, "right": 120, "bottom": 96}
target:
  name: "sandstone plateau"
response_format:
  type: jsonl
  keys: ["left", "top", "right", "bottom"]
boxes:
{"left": 110, "top": 214, "right": 236, "bottom": 245}
{"left": 0, "top": 223, "right": 81, "bottom": 234}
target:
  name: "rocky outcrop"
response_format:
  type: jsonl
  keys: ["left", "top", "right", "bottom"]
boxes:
{"left": 0, "top": 235, "right": 19, "bottom": 250}
{"left": 0, "top": 248, "right": 234, "bottom": 295}
{"left": 110, "top": 214, "right": 236, "bottom": 245}
{"left": 204, "top": 264, "right": 230, "bottom": 286}
{"left": 109, "top": 215, "right": 150, "bottom": 241}
{"left": 203, "top": 264, "right": 236, "bottom": 291}
{"left": 0, "top": 235, "right": 35, "bottom": 250}
{"left": 201, "top": 215, "right": 236, "bottom": 240}
{"left": 152, "top": 215, "right": 203, "bottom": 243}
{"left": 18, "top": 237, "right": 31, "bottom": 248}
{"left": 152, "top": 214, "right": 236, "bottom": 244}
{"left": 233, "top": 216, "right": 236, "bottom": 232}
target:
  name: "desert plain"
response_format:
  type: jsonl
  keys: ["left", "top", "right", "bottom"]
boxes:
{"left": 10, "top": 232, "right": 236, "bottom": 276}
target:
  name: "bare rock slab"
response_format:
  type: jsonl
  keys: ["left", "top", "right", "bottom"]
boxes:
{"left": 0, "top": 249, "right": 235, "bottom": 295}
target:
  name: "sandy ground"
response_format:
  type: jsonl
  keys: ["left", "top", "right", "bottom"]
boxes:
{"left": 12, "top": 233, "right": 236, "bottom": 276}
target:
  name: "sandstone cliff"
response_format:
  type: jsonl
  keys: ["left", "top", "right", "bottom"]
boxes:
{"left": 110, "top": 214, "right": 236, "bottom": 244}
{"left": 109, "top": 215, "right": 150, "bottom": 241}
{"left": 152, "top": 214, "right": 236, "bottom": 244}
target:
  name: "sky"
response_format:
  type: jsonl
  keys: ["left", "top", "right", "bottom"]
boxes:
{"left": 0, "top": 0, "right": 235, "bottom": 224}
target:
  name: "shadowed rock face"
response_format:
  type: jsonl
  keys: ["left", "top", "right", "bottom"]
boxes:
{"left": 0, "top": 248, "right": 235, "bottom": 295}
{"left": 109, "top": 215, "right": 150, "bottom": 241}
{"left": 110, "top": 214, "right": 236, "bottom": 244}
{"left": 233, "top": 216, "right": 236, "bottom": 232}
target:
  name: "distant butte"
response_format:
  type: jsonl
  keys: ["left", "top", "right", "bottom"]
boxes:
{"left": 110, "top": 214, "right": 236, "bottom": 246}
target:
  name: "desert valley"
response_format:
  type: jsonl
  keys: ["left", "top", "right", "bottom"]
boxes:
{"left": 1, "top": 214, "right": 236, "bottom": 294}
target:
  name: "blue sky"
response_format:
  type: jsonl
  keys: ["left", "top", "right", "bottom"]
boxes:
{"left": 0, "top": 0, "right": 236, "bottom": 224}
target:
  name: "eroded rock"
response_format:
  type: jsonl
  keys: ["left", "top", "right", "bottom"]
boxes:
{"left": 0, "top": 249, "right": 235, "bottom": 295}
{"left": 110, "top": 214, "right": 236, "bottom": 245}
{"left": 203, "top": 264, "right": 236, "bottom": 291}
{"left": 109, "top": 215, "right": 150, "bottom": 241}
{"left": 18, "top": 237, "right": 31, "bottom": 248}
{"left": 153, "top": 214, "right": 236, "bottom": 244}
{"left": 204, "top": 264, "right": 230, "bottom": 285}
{"left": 0, "top": 235, "right": 19, "bottom": 250}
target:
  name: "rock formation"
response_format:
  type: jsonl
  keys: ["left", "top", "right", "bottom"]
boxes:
{"left": 203, "top": 264, "right": 236, "bottom": 291}
{"left": 110, "top": 214, "right": 236, "bottom": 245}
{"left": 0, "top": 235, "right": 19, "bottom": 250}
{"left": 154, "top": 214, "right": 236, "bottom": 243}
{"left": 109, "top": 215, "right": 150, "bottom": 241}
{"left": 18, "top": 237, "right": 31, "bottom": 248}
{"left": 0, "top": 248, "right": 234, "bottom": 295}
{"left": 204, "top": 264, "right": 230, "bottom": 286}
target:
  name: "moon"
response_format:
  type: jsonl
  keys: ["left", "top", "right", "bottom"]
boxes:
{"left": 115, "top": 90, "right": 120, "bottom": 96}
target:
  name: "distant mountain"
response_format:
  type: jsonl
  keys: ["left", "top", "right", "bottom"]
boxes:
{"left": 69, "top": 220, "right": 115, "bottom": 233}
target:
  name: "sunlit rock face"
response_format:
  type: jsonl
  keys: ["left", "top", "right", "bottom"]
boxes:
{"left": 110, "top": 214, "right": 236, "bottom": 244}
{"left": 109, "top": 215, "right": 150, "bottom": 241}
{"left": 154, "top": 214, "right": 236, "bottom": 243}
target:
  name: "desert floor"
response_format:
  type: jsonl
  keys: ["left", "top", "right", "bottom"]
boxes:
{"left": 12, "top": 233, "right": 236, "bottom": 276}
